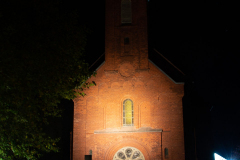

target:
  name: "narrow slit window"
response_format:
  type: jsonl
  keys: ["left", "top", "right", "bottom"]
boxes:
{"left": 123, "top": 99, "right": 133, "bottom": 126}
{"left": 124, "top": 37, "right": 129, "bottom": 45}
{"left": 164, "top": 148, "right": 169, "bottom": 158}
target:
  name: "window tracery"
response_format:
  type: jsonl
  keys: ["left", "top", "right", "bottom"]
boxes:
{"left": 113, "top": 147, "right": 145, "bottom": 160}
{"left": 123, "top": 99, "right": 133, "bottom": 126}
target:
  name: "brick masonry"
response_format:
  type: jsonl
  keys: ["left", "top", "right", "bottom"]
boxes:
{"left": 73, "top": 0, "right": 185, "bottom": 159}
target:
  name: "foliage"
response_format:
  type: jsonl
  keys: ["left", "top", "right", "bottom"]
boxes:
{"left": 0, "top": 0, "right": 93, "bottom": 159}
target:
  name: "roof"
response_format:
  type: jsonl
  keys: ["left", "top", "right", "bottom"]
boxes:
{"left": 89, "top": 48, "right": 185, "bottom": 84}
{"left": 148, "top": 48, "right": 185, "bottom": 83}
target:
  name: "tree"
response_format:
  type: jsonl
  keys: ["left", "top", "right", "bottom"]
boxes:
{"left": 0, "top": 0, "right": 93, "bottom": 159}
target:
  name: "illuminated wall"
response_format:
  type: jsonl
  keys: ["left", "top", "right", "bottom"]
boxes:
{"left": 73, "top": 0, "right": 185, "bottom": 159}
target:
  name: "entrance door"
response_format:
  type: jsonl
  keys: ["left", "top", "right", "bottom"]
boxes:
{"left": 113, "top": 147, "right": 145, "bottom": 160}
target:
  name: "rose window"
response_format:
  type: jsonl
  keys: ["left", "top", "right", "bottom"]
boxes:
{"left": 113, "top": 147, "right": 145, "bottom": 160}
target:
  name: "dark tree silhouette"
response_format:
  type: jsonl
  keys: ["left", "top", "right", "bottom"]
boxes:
{"left": 0, "top": 0, "right": 93, "bottom": 159}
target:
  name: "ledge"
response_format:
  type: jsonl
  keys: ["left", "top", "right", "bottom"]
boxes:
{"left": 135, "top": 68, "right": 149, "bottom": 72}
{"left": 104, "top": 70, "right": 118, "bottom": 74}
{"left": 94, "top": 127, "right": 162, "bottom": 134}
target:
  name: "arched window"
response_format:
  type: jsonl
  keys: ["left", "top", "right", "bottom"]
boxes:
{"left": 123, "top": 99, "right": 133, "bottom": 126}
{"left": 113, "top": 147, "right": 145, "bottom": 160}
{"left": 121, "top": 0, "right": 132, "bottom": 24}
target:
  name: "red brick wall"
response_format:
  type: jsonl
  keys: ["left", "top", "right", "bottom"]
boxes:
{"left": 73, "top": 0, "right": 185, "bottom": 159}
{"left": 73, "top": 62, "right": 185, "bottom": 160}
{"left": 105, "top": 0, "right": 148, "bottom": 71}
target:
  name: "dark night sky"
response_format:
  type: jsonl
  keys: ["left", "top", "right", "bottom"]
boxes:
{"left": 153, "top": 1, "right": 240, "bottom": 159}
{"left": 150, "top": 1, "right": 240, "bottom": 159}
{"left": 65, "top": 0, "right": 240, "bottom": 159}
{"left": 1, "top": 0, "right": 239, "bottom": 159}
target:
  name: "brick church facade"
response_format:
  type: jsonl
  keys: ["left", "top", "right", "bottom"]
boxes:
{"left": 73, "top": 0, "right": 185, "bottom": 159}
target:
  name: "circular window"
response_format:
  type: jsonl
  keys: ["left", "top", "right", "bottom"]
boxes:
{"left": 113, "top": 147, "right": 145, "bottom": 160}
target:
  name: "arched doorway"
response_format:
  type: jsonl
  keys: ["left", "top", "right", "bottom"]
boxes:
{"left": 113, "top": 147, "right": 145, "bottom": 160}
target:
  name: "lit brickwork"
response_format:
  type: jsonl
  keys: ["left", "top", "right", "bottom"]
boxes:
{"left": 73, "top": 0, "right": 185, "bottom": 159}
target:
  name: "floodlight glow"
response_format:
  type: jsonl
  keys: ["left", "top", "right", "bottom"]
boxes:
{"left": 214, "top": 153, "right": 227, "bottom": 160}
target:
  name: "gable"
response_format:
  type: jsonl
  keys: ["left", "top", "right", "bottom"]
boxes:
{"left": 82, "top": 59, "right": 184, "bottom": 99}
{"left": 89, "top": 51, "right": 184, "bottom": 86}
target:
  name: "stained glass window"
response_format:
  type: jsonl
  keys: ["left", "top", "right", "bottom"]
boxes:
{"left": 113, "top": 147, "right": 145, "bottom": 160}
{"left": 123, "top": 99, "right": 133, "bottom": 126}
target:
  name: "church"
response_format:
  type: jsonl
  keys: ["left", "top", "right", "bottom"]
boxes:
{"left": 73, "top": 0, "right": 185, "bottom": 159}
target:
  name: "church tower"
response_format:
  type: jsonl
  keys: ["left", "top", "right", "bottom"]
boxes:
{"left": 105, "top": 0, "right": 148, "bottom": 71}
{"left": 73, "top": 0, "right": 185, "bottom": 160}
